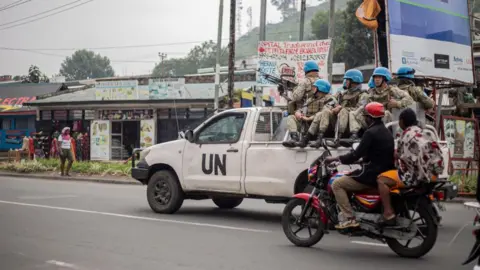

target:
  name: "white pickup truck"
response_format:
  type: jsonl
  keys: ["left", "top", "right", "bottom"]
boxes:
{"left": 131, "top": 107, "right": 453, "bottom": 214}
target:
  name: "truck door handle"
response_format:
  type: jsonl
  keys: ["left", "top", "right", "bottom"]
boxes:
{"left": 227, "top": 148, "right": 238, "bottom": 153}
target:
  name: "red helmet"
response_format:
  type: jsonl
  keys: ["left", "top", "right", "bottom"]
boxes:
{"left": 364, "top": 102, "right": 385, "bottom": 118}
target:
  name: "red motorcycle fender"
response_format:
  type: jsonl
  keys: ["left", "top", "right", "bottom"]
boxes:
{"left": 293, "top": 193, "right": 328, "bottom": 225}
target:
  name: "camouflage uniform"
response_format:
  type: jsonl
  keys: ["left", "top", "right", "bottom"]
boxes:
{"left": 397, "top": 80, "right": 434, "bottom": 110}
{"left": 288, "top": 75, "right": 319, "bottom": 114}
{"left": 286, "top": 114, "right": 301, "bottom": 133}
{"left": 307, "top": 94, "right": 337, "bottom": 137}
{"left": 351, "top": 85, "right": 414, "bottom": 132}
{"left": 335, "top": 86, "right": 368, "bottom": 136}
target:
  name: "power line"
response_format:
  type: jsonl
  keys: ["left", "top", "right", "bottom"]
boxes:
{"left": 0, "top": 0, "right": 82, "bottom": 27}
{"left": 0, "top": 0, "right": 94, "bottom": 31}
{"left": 0, "top": 0, "right": 31, "bottom": 12}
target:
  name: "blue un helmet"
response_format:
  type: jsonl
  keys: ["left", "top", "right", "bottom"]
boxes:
{"left": 304, "top": 61, "right": 319, "bottom": 73}
{"left": 343, "top": 69, "right": 364, "bottom": 89}
{"left": 396, "top": 65, "right": 415, "bottom": 79}
{"left": 313, "top": 79, "right": 331, "bottom": 94}
{"left": 372, "top": 67, "right": 392, "bottom": 82}
{"left": 368, "top": 76, "right": 375, "bottom": 89}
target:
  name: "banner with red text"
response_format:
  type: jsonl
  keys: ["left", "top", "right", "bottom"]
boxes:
{"left": 256, "top": 39, "right": 331, "bottom": 85}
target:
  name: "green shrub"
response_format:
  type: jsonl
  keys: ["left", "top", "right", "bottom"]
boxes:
{"left": 0, "top": 159, "right": 133, "bottom": 177}
{"left": 449, "top": 174, "right": 478, "bottom": 193}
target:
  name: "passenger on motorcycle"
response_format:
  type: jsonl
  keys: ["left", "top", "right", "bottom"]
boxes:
{"left": 377, "top": 108, "right": 444, "bottom": 226}
{"left": 325, "top": 102, "right": 396, "bottom": 229}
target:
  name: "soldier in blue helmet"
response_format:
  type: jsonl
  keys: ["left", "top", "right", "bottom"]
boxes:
{"left": 393, "top": 65, "right": 434, "bottom": 110}
{"left": 331, "top": 69, "right": 368, "bottom": 139}
{"left": 351, "top": 67, "right": 414, "bottom": 133}
{"left": 283, "top": 79, "right": 336, "bottom": 148}
{"left": 282, "top": 60, "right": 321, "bottom": 146}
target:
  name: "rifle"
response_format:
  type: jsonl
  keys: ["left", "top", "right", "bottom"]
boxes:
{"left": 257, "top": 69, "right": 297, "bottom": 101}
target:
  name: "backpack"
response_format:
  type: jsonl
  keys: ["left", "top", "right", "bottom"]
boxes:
{"left": 398, "top": 126, "right": 445, "bottom": 183}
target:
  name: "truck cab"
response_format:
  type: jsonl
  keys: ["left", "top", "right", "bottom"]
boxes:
{"left": 132, "top": 107, "right": 453, "bottom": 214}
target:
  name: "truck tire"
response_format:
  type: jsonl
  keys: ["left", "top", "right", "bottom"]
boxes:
{"left": 212, "top": 198, "right": 243, "bottom": 209}
{"left": 147, "top": 170, "right": 184, "bottom": 214}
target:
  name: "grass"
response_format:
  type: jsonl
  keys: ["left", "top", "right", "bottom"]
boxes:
{"left": 0, "top": 159, "right": 132, "bottom": 177}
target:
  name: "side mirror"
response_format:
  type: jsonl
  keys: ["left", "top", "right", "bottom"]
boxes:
{"left": 352, "top": 142, "right": 360, "bottom": 150}
{"left": 185, "top": 130, "right": 194, "bottom": 143}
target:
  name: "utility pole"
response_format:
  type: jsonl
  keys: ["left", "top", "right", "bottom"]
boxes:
{"left": 256, "top": 0, "right": 268, "bottom": 107}
{"left": 259, "top": 0, "right": 267, "bottom": 41}
{"left": 227, "top": 0, "right": 236, "bottom": 108}
{"left": 327, "top": 0, "right": 335, "bottom": 82}
{"left": 299, "top": 0, "right": 306, "bottom": 41}
{"left": 214, "top": 0, "right": 224, "bottom": 110}
{"left": 158, "top": 52, "right": 167, "bottom": 77}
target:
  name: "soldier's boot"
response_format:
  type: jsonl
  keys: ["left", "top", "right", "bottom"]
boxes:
{"left": 309, "top": 133, "right": 324, "bottom": 148}
{"left": 282, "top": 132, "right": 300, "bottom": 148}
{"left": 296, "top": 133, "right": 312, "bottom": 148}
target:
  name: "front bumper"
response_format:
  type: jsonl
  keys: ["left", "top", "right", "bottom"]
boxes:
{"left": 131, "top": 160, "right": 149, "bottom": 184}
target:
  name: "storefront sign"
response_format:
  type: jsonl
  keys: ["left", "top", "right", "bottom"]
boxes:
{"left": 41, "top": 110, "right": 51, "bottom": 120}
{"left": 442, "top": 116, "right": 478, "bottom": 161}
{"left": 69, "top": 110, "right": 83, "bottom": 120}
{"left": 90, "top": 120, "right": 111, "bottom": 161}
{"left": 256, "top": 39, "right": 331, "bottom": 84}
{"left": 148, "top": 78, "right": 186, "bottom": 99}
{"left": 100, "top": 110, "right": 153, "bottom": 120}
{"left": 0, "top": 96, "right": 37, "bottom": 112}
{"left": 84, "top": 110, "right": 95, "bottom": 120}
{"left": 140, "top": 119, "right": 155, "bottom": 148}
{"left": 95, "top": 80, "right": 139, "bottom": 100}
{"left": 53, "top": 110, "right": 67, "bottom": 120}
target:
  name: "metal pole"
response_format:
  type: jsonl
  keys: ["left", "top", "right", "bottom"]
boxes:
{"left": 214, "top": 0, "right": 224, "bottom": 110}
{"left": 435, "top": 88, "right": 443, "bottom": 131}
{"left": 327, "top": 0, "right": 335, "bottom": 82}
{"left": 227, "top": 0, "right": 236, "bottom": 108}
{"left": 158, "top": 52, "right": 167, "bottom": 77}
{"left": 259, "top": 0, "right": 267, "bottom": 41}
{"left": 299, "top": 0, "right": 306, "bottom": 41}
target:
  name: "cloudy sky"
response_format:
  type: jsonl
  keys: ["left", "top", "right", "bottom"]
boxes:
{"left": 0, "top": 0, "right": 323, "bottom": 77}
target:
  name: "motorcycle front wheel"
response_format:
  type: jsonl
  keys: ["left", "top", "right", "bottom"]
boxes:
{"left": 281, "top": 198, "right": 325, "bottom": 247}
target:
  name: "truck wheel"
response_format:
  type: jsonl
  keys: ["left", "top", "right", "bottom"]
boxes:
{"left": 212, "top": 198, "right": 243, "bottom": 209}
{"left": 147, "top": 170, "right": 184, "bottom": 214}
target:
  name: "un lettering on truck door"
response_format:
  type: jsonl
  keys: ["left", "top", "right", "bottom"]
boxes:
{"left": 201, "top": 153, "right": 227, "bottom": 176}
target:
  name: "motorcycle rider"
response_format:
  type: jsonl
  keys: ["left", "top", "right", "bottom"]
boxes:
{"left": 393, "top": 65, "right": 435, "bottom": 110}
{"left": 377, "top": 108, "right": 444, "bottom": 226}
{"left": 333, "top": 69, "right": 368, "bottom": 139}
{"left": 351, "top": 67, "right": 414, "bottom": 137}
{"left": 325, "top": 102, "right": 395, "bottom": 229}
{"left": 283, "top": 61, "right": 320, "bottom": 145}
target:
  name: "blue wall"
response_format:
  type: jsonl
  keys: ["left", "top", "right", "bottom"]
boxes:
{"left": 0, "top": 115, "right": 35, "bottom": 151}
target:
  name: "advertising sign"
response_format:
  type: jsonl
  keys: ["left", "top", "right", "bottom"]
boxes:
{"left": 387, "top": 0, "right": 474, "bottom": 84}
{"left": 148, "top": 78, "right": 186, "bottom": 99}
{"left": 90, "top": 120, "right": 111, "bottom": 160}
{"left": 256, "top": 39, "right": 331, "bottom": 85}
{"left": 140, "top": 119, "right": 155, "bottom": 148}
{"left": 95, "top": 80, "right": 139, "bottom": 100}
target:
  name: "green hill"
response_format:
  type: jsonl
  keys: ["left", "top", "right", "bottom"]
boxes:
{"left": 235, "top": 0, "right": 349, "bottom": 59}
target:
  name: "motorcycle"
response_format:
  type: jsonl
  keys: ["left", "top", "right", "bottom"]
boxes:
{"left": 281, "top": 139, "right": 442, "bottom": 258}
{"left": 463, "top": 202, "right": 480, "bottom": 269}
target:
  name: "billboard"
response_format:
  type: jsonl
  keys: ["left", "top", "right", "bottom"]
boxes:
{"left": 256, "top": 39, "right": 331, "bottom": 85}
{"left": 387, "top": 0, "right": 474, "bottom": 84}
{"left": 95, "top": 80, "right": 139, "bottom": 100}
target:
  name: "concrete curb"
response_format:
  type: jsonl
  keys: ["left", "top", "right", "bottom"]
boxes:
{"left": 0, "top": 171, "right": 142, "bottom": 186}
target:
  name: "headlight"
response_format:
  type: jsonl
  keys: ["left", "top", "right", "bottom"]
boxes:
{"left": 139, "top": 148, "right": 151, "bottom": 162}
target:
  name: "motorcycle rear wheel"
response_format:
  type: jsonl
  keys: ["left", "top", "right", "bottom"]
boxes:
{"left": 386, "top": 200, "right": 438, "bottom": 258}
{"left": 282, "top": 198, "right": 325, "bottom": 247}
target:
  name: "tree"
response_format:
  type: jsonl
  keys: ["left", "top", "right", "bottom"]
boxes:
{"left": 13, "top": 75, "right": 21, "bottom": 81}
{"left": 19, "top": 65, "right": 49, "bottom": 83}
{"left": 310, "top": 0, "right": 374, "bottom": 69}
{"left": 271, "top": 0, "right": 296, "bottom": 19}
{"left": 59, "top": 49, "right": 115, "bottom": 81}
{"left": 152, "top": 41, "right": 228, "bottom": 77}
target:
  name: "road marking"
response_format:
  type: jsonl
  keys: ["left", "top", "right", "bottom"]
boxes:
{"left": 46, "top": 260, "right": 78, "bottom": 269}
{"left": 351, "top": 240, "right": 387, "bottom": 247}
{"left": 0, "top": 200, "right": 272, "bottom": 233}
{"left": 449, "top": 222, "right": 470, "bottom": 246}
{"left": 18, "top": 195, "right": 78, "bottom": 200}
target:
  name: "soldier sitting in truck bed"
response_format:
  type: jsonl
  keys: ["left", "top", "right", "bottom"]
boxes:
{"left": 391, "top": 65, "right": 435, "bottom": 111}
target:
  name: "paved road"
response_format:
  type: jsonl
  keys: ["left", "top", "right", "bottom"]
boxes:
{"left": 0, "top": 176, "right": 474, "bottom": 270}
